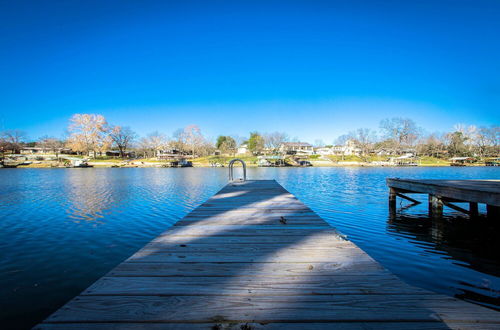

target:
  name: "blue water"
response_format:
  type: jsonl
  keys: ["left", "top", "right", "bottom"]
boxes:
{"left": 0, "top": 167, "right": 499, "bottom": 328}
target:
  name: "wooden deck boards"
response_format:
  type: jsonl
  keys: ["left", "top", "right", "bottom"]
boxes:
{"left": 36, "top": 180, "right": 499, "bottom": 329}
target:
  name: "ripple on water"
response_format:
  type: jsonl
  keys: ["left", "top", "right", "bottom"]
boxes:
{"left": 0, "top": 167, "right": 499, "bottom": 328}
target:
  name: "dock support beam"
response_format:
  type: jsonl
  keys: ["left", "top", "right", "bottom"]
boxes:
{"left": 429, "top": 195, "right": 443, "bottom": 217}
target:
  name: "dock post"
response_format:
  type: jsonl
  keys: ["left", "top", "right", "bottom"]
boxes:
{"left": 389, "top": 188, "right": 397, "bottom": 206}
{"left": 487, "top": 205, "right": 499, "bottom": 219}
{"left": 389, "top": 188, "right": 397, "bottom": 217}
{"left": 469, "top": 202, "right": 479, "bottom": 217}
{"left": 429, "top": 195, "right": 443, "bottom": 217}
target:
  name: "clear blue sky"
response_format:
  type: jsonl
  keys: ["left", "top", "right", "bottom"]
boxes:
{"left": 1, "top": 0, "right": 499, "bottom": 143}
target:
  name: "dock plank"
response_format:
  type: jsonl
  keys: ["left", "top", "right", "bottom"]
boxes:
{"left": 43, "top": 295, "right": 499, "bottom": 323}
{"left": 81, "top": 275, "right": 428, "bottom": 296}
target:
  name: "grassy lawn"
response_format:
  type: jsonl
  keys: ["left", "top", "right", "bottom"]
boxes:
{"left": 419, "top": 156, "right": 450, "bottom": 166}
{"left": 191, "top": 155, "right": 259, "bottom": 166}
{"left": 15, "top": 154, "right": 480, "bottom": 167}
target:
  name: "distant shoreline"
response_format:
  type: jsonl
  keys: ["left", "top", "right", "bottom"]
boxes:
{"left": 5, "top": 162, "right": 493, "bottom": 169}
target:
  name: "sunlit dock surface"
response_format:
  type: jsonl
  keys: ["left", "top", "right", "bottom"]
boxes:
{"left": 36, "top": 180, "right": 499, "bottom": 329}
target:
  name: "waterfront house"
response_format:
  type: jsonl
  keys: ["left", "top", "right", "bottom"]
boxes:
{"left": 315, "top": 147, "right": 334, "bottom": 155}
{"left": 105, "top": 150, "right": 136, "bottom": 158}
{"left": 279, "top": 142, "right": 314, "bottom": 155}
{"left": 237, "top": 144, "right": 249, "bottom": 155}
{"left": 156, "top": 148, "right": 185, "bottom": 160}
{"left": 389, "top": 153, "right": 419, "bottom": 166}
{"left": 449, "top": 157, "right": 475, "bottom": 166}
{"left": 318, "top": 140, "right": 361, "bottom": 156}
{"left": 20, "top": 147, "right": 72, "bottom": 155}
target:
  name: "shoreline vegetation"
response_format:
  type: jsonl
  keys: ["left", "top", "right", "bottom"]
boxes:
{"left": 11, "top": 155, "right": 489, "bottom": 168}
{"left": 1, "top": 114, "right": 499, "bottom": 169}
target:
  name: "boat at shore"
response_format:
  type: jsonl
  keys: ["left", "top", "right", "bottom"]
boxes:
{"left": 64, "top": 158, "right": 93, "bottom": 168}
{"left": 0, "top": 159, "right": 31, "bottom": 168}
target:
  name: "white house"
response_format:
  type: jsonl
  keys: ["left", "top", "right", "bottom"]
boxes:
{"left": 279, "top": 142, "right": 314, "bottom": 155}
{"left": 156, "top": 148, "right": 183, "bottom": 160}
{"left": 237, "top": 144, "right": 249, "bottom": 155}
{"left": 316, "top": 140, "right": 361, "bottom": 156}
{"left": 315, "top": 147, "right": 334, "bottom": 155}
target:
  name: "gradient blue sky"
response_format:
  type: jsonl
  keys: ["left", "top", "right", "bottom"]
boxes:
{"left": 1, "top": 0, "right": 499, "bottom": 143}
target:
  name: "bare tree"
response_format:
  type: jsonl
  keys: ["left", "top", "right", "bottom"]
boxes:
{"left": 139, "top": 131, "right": 167, "bottom": 158}
{"left": 314, "top": 139, "right": 325, "bottom": 148}
{"left": 66, "top": 114, "right": 110, "bottom": 157}
{"left": 37, "top": 136, "right": 64, "bottom": 157}
{"left": 379, "top": 118, "right": 421, "bottom": 154}
{"left": 172, "top": 125, "right": 206, "bottom": 157}
{"left": 334, "top": 134, "right": 350, "bottom": 160}
{"left": 416, "top": 133, "right": 446, "bottom": 158}
{"left": 479, "top": 125, "right": 500, "bottom": 156}
{"left": 349, "top": 128, "right": 376, "bottom": 160}
{"left": 183, "top": 125, "right": 204, "bottom": 157}
{"left": 1, "top": 130, "right": 26, "bottom": 154}
{"left": 109, "top": 126, "right": 137, "bottom": 158}
{"left": 264, "top": 132, "right": 288, "bottom": 153}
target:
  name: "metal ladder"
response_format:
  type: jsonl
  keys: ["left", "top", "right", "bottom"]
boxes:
{"left": 228, "top": 159, "right": 247, "bottom": 182}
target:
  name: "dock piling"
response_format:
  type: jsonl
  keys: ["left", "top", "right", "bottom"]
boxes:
{"left": 429, "top": 195, "right": 443, "bottom": 217}
{"left": 470, "top": 202, "right": 479, "bottom": 217}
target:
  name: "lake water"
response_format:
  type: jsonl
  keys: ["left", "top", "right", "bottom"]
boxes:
{"left": 1, "top": 167, "right": 499, "bottom": 328}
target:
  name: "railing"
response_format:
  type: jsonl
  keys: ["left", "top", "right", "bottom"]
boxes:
{"left": 228, "top": 159, "right": 247, "bottom": 182}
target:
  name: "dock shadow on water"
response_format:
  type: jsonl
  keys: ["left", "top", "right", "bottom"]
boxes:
{"left": 387, "top": 211, "right": 500, "bottom": 310}
{"left": 34, "top": 180, "right": 500, "bottom": 329}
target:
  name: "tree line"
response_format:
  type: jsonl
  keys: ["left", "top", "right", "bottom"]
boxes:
{"left": 338, "top": 118, "right": 499, "bottom": 159}
{"left": 0, "top": 114, "right": 499, "bottom": 159}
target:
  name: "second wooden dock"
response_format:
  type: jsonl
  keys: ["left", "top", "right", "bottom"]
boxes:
{"left": 387, "top": 178, "right": 500, "bottom": 217}
{"left": 36, "top": 180, "right": 499, "bottom": 329}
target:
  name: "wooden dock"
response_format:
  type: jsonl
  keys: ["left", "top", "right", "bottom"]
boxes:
{"left": 387, "top": 178, "right": 500, "bottom": 217}
{"left": 36, "top": 180, "right": 499, "bottom": 329}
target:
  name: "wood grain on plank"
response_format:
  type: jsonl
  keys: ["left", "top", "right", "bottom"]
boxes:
{"left": 82, "top": 275, "right": 428, "bottom": 296}
{"left": 44, "top": 295, "right": 500, "bottom": 323}
{"left": 108, "top": 261, "right": 388, "bottom": 277}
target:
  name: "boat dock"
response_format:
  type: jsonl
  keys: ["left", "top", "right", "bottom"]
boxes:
{"left": 36, "top": 180, "right": 499, "bottom": 329}
{"left": 387, "top": 178, "right": 500, "bottom": 217}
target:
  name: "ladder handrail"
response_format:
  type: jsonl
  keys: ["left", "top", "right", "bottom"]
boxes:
{"left": 228, "top": 159, "right": 247, "bottom": 181}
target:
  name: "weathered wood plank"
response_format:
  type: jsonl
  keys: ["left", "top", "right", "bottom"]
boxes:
{"left": 43, "top": 295, "right": 500, "bottom": 323}
{"left": 33, "top": 322, "right": 500, "bottom": 330}
{"left": 82, "top": 275, "right": 428, "bottom": 296}
{"left": 142, "top": 241, "right": 353, "bottom": 251}
{"left": 126, "top": 251, "right": 370, "bottom": 263}
{"left": 154, "top": 228, "right": 339, "bottom": 237}
{"left": 108, "top": 261, "right": 388, "bottom": 277}
{"left": 174, "top": 218, "right": 327, "bottom": 226}
{"left": 148, "top": 234, "right": 344, "bottom": 245}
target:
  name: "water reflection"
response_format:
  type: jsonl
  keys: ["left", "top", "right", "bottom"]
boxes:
{"left": 387, "top": 212, "right": 500, "bottom": 309}
{"left": 63, "top": 170, "right": 120, "bottom": 222}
